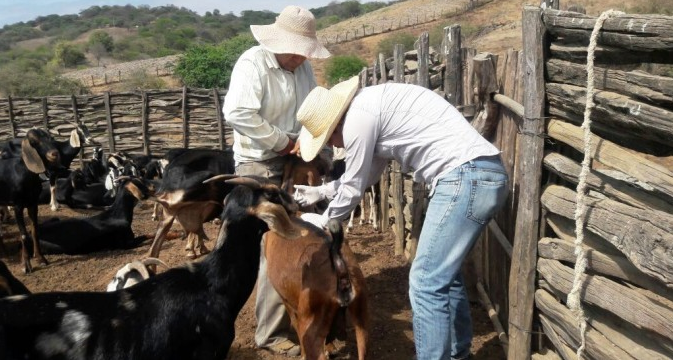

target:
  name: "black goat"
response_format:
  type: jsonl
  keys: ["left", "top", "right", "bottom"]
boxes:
{"left": 38, "top": 170, "right": 113, "bottom": 210}
{"left": 0, "top": 176, "right": 300, "bottom": 360}
{"left": 0, "top": 128, "right": 61, "bottom": 273}
{"left": 148, "top": 148, "right": 235, "bottom": 259}
{"left": 81, "top": 146, "right": 107, "bottom": 184}
{"left": 0, "top": 260, "right": 30, "bottom": 298}
{"left": 37, "top": 177, "right": 150, "bottom": 255}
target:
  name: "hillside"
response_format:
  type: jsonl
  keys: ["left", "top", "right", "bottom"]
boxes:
{"left": 61, "top": 0, "right": 652, "bottom": 89}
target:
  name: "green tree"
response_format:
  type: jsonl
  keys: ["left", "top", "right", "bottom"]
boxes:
{"left": 174, "top": 34, "right": 257, "bottom": 88}
{"left": 325, "top": 55, "right": 367, "bottom": 86}
{"left": 52, "top": 41, "right": 86, "bottom": 67}
{"left": 88, "top": 30, "right": 114, "bottom": 52}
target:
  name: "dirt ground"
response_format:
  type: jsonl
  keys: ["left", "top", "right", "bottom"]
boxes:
{"left": 1, "top": 202, "right": 505, "bottom": 359}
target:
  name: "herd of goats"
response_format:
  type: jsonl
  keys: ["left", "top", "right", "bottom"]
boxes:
{"left": 0, "top": 125, "right": 372, "bottom": 359}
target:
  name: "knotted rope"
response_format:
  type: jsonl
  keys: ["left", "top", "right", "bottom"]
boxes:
{"left": 567, "top": 9, "right": 624, "bottom": 359}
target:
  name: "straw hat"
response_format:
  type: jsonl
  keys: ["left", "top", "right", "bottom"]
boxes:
{"left": 297, "top": 76, "right": 359, "bottom": 161}
{"left": 250, "top": 6, "right": 330, "bottom": 59}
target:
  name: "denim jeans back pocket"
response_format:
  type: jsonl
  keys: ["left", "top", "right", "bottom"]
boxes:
{"left": 466, "top": 178, "right": 508, "bottom": 224}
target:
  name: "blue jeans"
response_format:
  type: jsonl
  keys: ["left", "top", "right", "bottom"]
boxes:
{"left": 409, "top": 155, "right": 508, "bottom": 360}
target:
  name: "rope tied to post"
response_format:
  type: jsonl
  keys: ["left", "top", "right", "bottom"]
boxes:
{"left": 568, "top": 9, "right": 624, "bottom": 359}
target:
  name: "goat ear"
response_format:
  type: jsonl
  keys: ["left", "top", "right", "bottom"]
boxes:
{"left": 125, "top": 181, "right": 145, "bottom": 200}
{"left": 21, "top": 138, "right": 46, "bottom": 173}
{"left": 69, "top": 129, "right": 81, "bottom": 148}
{"left": 252, "top": 201, "right": 302, "bottom": 239}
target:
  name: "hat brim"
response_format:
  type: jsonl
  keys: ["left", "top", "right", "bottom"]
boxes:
{"left": 251, "top": 24, "right": 331, "bottom": 59}
{"left": 298, "top": 76, "right": 359, "bottom": 162}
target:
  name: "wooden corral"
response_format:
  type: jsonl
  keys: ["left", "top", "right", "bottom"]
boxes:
{"left": 0, "top": 5, "right": 671, "bottom": 359}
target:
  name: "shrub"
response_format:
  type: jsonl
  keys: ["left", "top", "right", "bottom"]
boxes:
{"left": 173, "top": 34, "right": 257, "bottom": 88}
{"left": 88, "top": 30, "right": 114, "bottom": 52}
{"left": 0, "top": 64, "right": 87, "bottom": 97}
{"left": 376, "top": 32, "right": 416, "bottom": 58}
{"left": 52, "top": 41, "right": 86, "bottom": 67}
{"left": 325, "top": 55, "right": 367, "bottom": 86}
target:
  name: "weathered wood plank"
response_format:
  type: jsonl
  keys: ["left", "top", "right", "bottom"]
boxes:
{"left": 547, "top": 119, "right": 673, "bottom": 200}
{"left": 543, "top": 152, "right": 673, "bottom": 214}
{"left": 415, "top": 32, "right": 430, "bottom": 87}
{"left": 535, "top": 289, "right": 637, "bottom": 360}
{"left": 539, "top": 315, "right": 577, "bottom": 360}
{"left": 544, "top": 10, "right": 673, "bottom": 51}
{"left": 549, "top": 43, "right": 672, "bottom": 65}
{"left": 546, "top": 58, "right": 673, "bottom": 108}
{"left": 508, "top": 7, "right": 545, "bottom": 360}
{"left": 546, "top": 83, "right": 673, "bottom": 148}
{"left": 542, "top": 184, "right": 673, "bottom": 287}
{"left": 442, "top": 24, "right": 462, "bottom": 105}
{"left": 538, "top": 237, "right": 672, "bottom": 299}
{"left": 470, "top": 53, "right": 499, "bottom": 141}
{"left": 538, "top": 258, "right": 673, "bottom": 342}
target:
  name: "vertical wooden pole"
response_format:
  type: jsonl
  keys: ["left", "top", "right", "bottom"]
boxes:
{"left": 213, "top": 88, "right": 225, "bottom": 150}
{"left": 42, "top": 97, "right": 49, "bottom": 129}
{"left": 7, "top": 96, "right": 16, "bottom": 138}
{"left": 443, "top": 25, "right": 462, "bottom": 105}
{"left": 104, "top": 92, "right": 116, "bottom": 153}
{"left": 359, "top": 67, "right": 368, "bottom": 88}
{"left": 392, "top": 44, "right": 406, "bottom": 256}
{"left": 378, "top": 52, "right": 390, "bottom": 233}
{"left": 71, "top": 95, "right": 84, "bottom": 165}
{"left": 416, "top": 32, "right": 430, "bottom": 88}
{"left": 141, "top": 91, "right": 150, "bottom": 156}
{"left": 508, "top": 6, "right": 546, "bottom": 360}
{"left": 182, "top": 86, "right": 188, "bottom": 149}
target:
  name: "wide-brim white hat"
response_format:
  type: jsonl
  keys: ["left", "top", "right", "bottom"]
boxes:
{"left": 250, "top": 5, "right": 331, "bottom": 59}
{"left": 297, "top": 76, "right": 359, "bottom": 162}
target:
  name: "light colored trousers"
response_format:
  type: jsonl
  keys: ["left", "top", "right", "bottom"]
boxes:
{"left": 409, "top": 155, "right": 508, "bottom": 360}
{"left": 235, "top": 156, "right": 297, "bottom": 348}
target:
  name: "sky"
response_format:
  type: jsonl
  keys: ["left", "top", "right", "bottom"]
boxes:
{"left": 0, "top": 0, "right": 361, "bottom": 27}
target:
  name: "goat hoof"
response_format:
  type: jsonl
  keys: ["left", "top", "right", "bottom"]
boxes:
{"left": 185, "top": 250, "right": 197, "bottom": 259}
{"left": 38, "top": 256, "right": 49, "bottom": 266}
{"left": 23, "top": 263, "right": 32, "bottom": 274}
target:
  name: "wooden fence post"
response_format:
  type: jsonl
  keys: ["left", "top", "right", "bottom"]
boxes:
{"left": 213, "top": 88, "right": 225, "bottom": 150}
{"left": 392, "top": 44, "right": 406, "bottom": 256}
{"left": 141, "top": 91, "right": 150, "bottom": 156}
{"left": 42, "top": 97, "right": 48, "bottom": 129}
{"left": 471, "top": 53, "right": 500, "bottom": 140}
{"left": 182, "top": 86, "right": 188, "bottom": 149}
{"left": 416, "top": 32, "right": 430, "bottom": 88}
{"left": 71, "top": 95, "right": 84, "bottom": 165}
{"left": 7, "top": 96, "right": 16, "bottom": 138}
{"left": 104, "top": 92, "right": 116, "bottom": 153}
{"left": 443, "top": 25, "right": 462, "bottom": 105}
{"left": 508, "top": 6, "right": 546, "bottom": 360}
{"left": 378, "top": 52, "right": 390, "bottom": 233}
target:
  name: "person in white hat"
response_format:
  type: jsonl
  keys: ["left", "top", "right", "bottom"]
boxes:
{"left": 222, "top": 5, "right": 330, "bottom": 357}
{"left": 293, "top": 76, "right": 509, "bottom": 360}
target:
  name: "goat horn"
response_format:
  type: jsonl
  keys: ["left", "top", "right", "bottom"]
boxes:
{"left": 202, "top": 174, "right": 238, "bottom": 184}
{"left": 140, "top": 257, "right": 169, "bottom": 269}
{"left": 125, "top": 261, "right": 151, "bottom": 281}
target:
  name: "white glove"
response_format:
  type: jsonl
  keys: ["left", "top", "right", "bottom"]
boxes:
{"left": 294, "top": 185, "right": 326, "bottom": 207}
{"left": 300, "top": 212, "right": 329, "bottom": 229}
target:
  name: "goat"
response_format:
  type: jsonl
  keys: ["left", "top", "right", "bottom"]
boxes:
{"left": 0, "top": 128, "right": 61, "bottom": 273}
{"left": 36, "top": 177, "right": 151, "bottom": 255}
{"left": 81, "top": 146, "right": 107, "bottom": 184}
{"left": 0, "top": 260, "right": 30, "bottom": 298}
{"left": 148, "top": 148, "right": 235, "bottom": 259}
{"left": 106, "top": 257, "right": 168, "bottom": 291}
{"left": 49, "top": 124, "right": 96, "bottom": 211}
{"left": 282, "top": 154, "right": 333, "bottom": 213}
{"left": 265, "top": 217, "right": 369, "bottom": 360}
{"left": 0, "top": 175, "right": 300, "bottom": 360}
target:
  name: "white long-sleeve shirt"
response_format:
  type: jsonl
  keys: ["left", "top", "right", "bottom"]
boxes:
{"left": 322, "top": 83, "right": 500, "bottom": 221}
{"left": 223, "top": 46, "right": 317, "bottom": 163}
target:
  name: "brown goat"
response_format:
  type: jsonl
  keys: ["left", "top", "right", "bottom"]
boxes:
{"left": 264, "top": 218, "right": 368, "bottom": 360}
{"left": 281, "top": 155, "right": 332, "bottom": 196}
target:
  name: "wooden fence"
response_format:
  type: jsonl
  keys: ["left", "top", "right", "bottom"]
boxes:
{"left": 360, "top": 5, "right": 673, "bottom": 360}
{"left": 0, "top": 87, "right": 231, "bottom": 164}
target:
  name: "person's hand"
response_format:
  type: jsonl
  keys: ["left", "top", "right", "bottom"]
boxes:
{"left": 293, "top": 184, "right": 325, "bottom": 207}
{"left": 290, "top": 139, "right": 301, "bottom": 157}
{"left": 276, "top": 139, "right": 296, "bottom": 156}
{"left": 300, "top": 212, "right": 328, "bottom": 229}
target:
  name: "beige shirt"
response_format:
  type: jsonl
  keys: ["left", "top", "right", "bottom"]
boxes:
{"left": 223, "top": 46, "right": 317, "bottom": 163}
